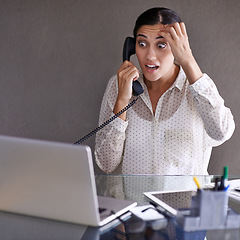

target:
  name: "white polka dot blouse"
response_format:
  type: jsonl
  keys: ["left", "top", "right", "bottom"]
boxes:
{"left": 94, "top": 67, "right": 235, "bottom": 175}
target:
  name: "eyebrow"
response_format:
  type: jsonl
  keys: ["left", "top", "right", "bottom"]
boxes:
{"left": 136, "top": 34, "right": 164, "bottom": 39}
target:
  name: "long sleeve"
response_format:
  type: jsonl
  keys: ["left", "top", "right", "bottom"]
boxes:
{"left": 189, "top": 74, "right": 235, "bottom": 146}
{"left": 94, "top": 75, "right": 128, "bottom": 173}
{"left": 95, "top": 70, "right": 235, "bottom": 175}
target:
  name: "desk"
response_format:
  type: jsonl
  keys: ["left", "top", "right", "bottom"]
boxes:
{"left": 0, "top": 175, "right": 239, "bottom": 240}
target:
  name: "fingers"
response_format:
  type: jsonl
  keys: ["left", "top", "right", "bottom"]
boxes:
{"left": 160, "top": 22, "right": 188, "bottom": 40}
{"left": 179, "top": 22, "right": 187, "bottom": 36}
{"left": 160, "top": 22, "right": 192, "bottom": 67}
{"left": 117, "top": 61, "right": 139, "bottom": 102}
{"left": 118, "top": 60, "right": 132, "bottom": 74}
{"left": 118, "top": 61, "right": 139, "bottom": 82}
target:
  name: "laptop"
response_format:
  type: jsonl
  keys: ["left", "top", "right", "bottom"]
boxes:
{"left": 0, "top": 135, "right": 137, "bottom": 227}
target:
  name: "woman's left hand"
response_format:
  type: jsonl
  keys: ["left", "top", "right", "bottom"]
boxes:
{"left": 160, "top": 22, "right": 193, "bottom": 67}
{"left": 160, "top": 22, "right": 203, "bottom": 84}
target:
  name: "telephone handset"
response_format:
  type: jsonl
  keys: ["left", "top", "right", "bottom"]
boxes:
{"left": 123, "top": 37, "right": 144, "bottom": 96}
{"left": 74, "top": 37, "right": 143, "bottom": 145}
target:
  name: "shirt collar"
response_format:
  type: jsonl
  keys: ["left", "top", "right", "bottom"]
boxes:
{"left": 169, "top": 66, "right": 186, "bottom": 91}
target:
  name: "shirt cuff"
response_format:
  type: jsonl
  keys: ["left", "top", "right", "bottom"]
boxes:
{"left": 109, "top": 113, "right": 128, "bottom": 132}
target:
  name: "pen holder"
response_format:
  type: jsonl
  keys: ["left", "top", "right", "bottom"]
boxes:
{"left": 191, "top": 189, "right": 228, "bottom": 228}
{"left": 176, "top": 187, "right": 240, "bottom": 231}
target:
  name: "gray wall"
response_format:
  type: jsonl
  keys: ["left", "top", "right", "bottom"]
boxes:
{"left": 0, "top": 0, "right": 239, "bottom": 175}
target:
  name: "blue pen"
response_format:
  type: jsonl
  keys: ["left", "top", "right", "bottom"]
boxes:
{"left": 224, "top": 184, "right": 230, "bottom": 191}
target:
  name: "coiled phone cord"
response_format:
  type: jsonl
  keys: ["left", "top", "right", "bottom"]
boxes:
{"left": 74, "top": 95, "right": 139, "bottom": 145}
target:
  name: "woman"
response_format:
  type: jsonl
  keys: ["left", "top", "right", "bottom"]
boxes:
{"left": 94, "top": 7, "right": 235, "bottom": 175}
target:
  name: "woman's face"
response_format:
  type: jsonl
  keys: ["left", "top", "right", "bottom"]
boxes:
{"left": 135, "top": 24, "right": 175, "bottom": 82}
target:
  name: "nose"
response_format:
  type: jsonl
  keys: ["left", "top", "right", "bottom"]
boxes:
{"left": 146, "top": 46, "right": 157, "bottom": 61}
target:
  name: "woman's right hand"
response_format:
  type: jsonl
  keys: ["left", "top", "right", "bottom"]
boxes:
{"left": 117, "top": 60, "right": 139, "bottom": 104}
{"left": 113, "top": 61, "right": 139, "bottom": 119}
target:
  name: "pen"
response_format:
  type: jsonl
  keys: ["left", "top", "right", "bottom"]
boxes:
{"left": 193, "top": 176, "right": 201, "bottom": 189}
{"left": 219, "top": 166, "right": 228, "bottom": 191}
{"left": 214, "top": 177, "right": 219, "bottom": 191}
{"left": 223, "top": 166, "right": 228, "bottom": 181}
{"left": 224, "top": 184, "right": 230, "bottom": 191}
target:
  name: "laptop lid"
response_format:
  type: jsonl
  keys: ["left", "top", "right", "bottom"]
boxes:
{"left": 0, "top": 135, "right": 136, "bottom": 226}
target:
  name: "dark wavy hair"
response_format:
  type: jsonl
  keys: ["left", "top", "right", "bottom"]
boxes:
{"left": 133, "top": 7, "right": 182, "bottom": 38}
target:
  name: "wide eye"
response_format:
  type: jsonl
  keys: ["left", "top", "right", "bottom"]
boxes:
{"left": 138, "top": 41, "right": 147, "bottom": 47}
{"left": 158, "top": 43, "right": 167, "bottom": 49}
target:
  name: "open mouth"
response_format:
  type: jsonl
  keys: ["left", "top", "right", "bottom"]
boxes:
{"left": 146, "top": 64, "right": 159, "bottom": 70}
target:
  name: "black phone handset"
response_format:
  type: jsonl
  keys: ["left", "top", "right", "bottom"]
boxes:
{"left": 123, "top": 37, "right": 144, "bottom": 96}
{"left": 74, "top": 37, "right": 143, "bottom": 145}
